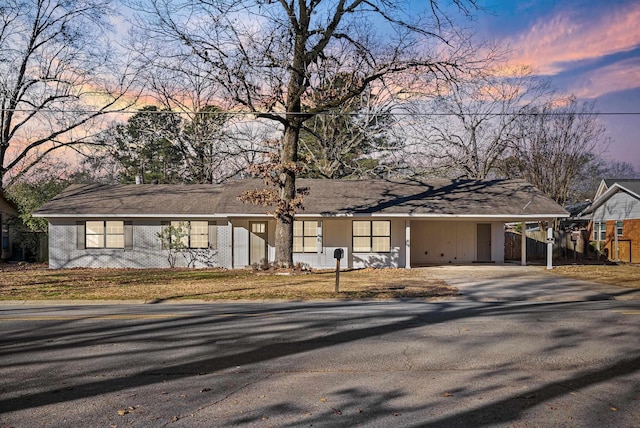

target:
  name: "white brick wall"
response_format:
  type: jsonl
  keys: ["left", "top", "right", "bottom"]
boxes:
{"left": 48, "top": 219, "right": 226, "bottom": 269}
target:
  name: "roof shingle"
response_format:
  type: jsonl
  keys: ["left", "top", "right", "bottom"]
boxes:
{"left": 35, "top": 178, "right": 568, "bottom": 218}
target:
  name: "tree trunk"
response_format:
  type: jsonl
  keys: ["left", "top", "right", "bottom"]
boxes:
{"left": 275, "top": 5, "right": 307, "bottom": 267}
{"left": 274, "top": 121, "right": 301, "bottom": 267}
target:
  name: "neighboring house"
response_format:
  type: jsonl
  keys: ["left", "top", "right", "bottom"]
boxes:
{"left": 0, "top": 190, "right": 18, "bottom": 260}
{"left": 33, "top": 178, "right": 568, "bottom": 269}
{"left": 581, "top": 179, "right": 640, "bottom": 263}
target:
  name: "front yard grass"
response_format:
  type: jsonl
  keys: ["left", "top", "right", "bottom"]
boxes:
{"left": 0, "top": 266, "right": 457, "bottom": 301}
{"left": 552, "top": 264, "right": 640, "bottom": 289}
{"left": 2, "top": 263, "right": 638, "bottom": 302}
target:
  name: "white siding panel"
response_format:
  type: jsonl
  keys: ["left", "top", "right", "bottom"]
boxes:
{"left": 593, "top": 191, "right": 640, "bottom": 221}
{"left": 491, "top": 222, "right": 505, "bottom": 263}
{"left": 268, "top": 219, "right": 276, "bottom": 262}
{"left": 456, "top": 222, "right": 476, "bottom": 262}
{"left": 323, "top": 219, "right": 352, "bottom": 268}
{"left": 233, "top": 220, "right": 249, "bottom": 268}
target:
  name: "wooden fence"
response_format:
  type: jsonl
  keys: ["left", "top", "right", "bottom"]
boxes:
{"left": 505, "top": 229, "right": 590, "bottom": 261}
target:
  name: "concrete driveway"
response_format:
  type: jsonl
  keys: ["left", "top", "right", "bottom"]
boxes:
{"left": 425, "top": 263, "right": 640, "bottom": 303}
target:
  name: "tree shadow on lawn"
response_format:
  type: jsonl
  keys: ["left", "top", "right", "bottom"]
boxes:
{"left": 0, "top": 300, "right": 639, "bottom": 426}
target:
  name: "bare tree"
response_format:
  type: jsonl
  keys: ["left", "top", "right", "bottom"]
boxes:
{"left": 299, "top": 80, "right": 399, "bottom": 179}
{"left": 124, "top": 42, "right": 273, "bottom": 183}
{"left": 601, "top": 160, "right": 640, "bottom": 179}
{"left": 129, "top": 0, "right": 479, "bottom": 266}
{"left": 509, "top": 96, "right": 608, "bottom": 206}
{"left": 567, "top": 158, "right": 640, "bottom": 203}
{"left": 0, "top": 0, "right": 138, "bottom": 189}
{"left": 401, "top": 62, "right": 551, "bottom": 179}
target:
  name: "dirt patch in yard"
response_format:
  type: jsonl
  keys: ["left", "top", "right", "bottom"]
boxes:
{"left": 0, "top": 265, "right": 456, "bottom": 301}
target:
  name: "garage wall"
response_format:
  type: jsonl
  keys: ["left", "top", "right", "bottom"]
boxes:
{"left": 410, "top": 220, "right": 504, "bottom": 265}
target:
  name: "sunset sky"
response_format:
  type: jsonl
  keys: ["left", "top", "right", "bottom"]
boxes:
{"left": 109, "top": 0, "right": 639, "bottom": 169}
{"left": 476, "top": 0, "right": 640, "bottom": 168}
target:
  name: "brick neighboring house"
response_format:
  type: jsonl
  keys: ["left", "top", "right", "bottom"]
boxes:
{"left": 0, "top": 190, "right": 18, "bottom": 260}
{"left": 582, "top": 179, "right": 640, "bottom": 263}
{"left": 33, "top": 178, "right": 568, "bottom": 269}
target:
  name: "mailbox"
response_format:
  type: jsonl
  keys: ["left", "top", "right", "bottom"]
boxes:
{"left": 333, "top": 248, "right": 344, "bottom": 260}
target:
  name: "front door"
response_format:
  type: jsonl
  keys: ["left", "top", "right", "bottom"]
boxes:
{"left": 249, "top": 221, "right": 268, "bottom": 265}
{"left": 476, "top": 224, "right": 492, "bottom": 262}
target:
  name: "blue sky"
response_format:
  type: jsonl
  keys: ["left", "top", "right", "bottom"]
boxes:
{"left": 475, "top": 0, "right": 640, "bottom": 169}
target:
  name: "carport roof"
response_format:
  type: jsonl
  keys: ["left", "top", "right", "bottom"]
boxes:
{"left": 34, "top": 178, "right": 569, "bottom": 219}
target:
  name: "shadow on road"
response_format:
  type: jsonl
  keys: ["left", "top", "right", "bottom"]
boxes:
{"left": 0, "top": 298, "right": 639, "bottom": 426}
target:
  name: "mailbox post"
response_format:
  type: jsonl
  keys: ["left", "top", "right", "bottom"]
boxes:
{"left": 570, "top": 230, "right": 580, "bottom": 261}
{"left": 334, "top": 248, "right": 344, "bottom": 293}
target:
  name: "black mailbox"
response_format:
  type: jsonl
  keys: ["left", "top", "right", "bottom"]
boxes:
{"left": 333, "top": 248, "right": 344, "bottom": 259}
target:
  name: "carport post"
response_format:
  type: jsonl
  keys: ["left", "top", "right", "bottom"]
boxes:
{"left": 521, "top": 222, "right": 527, "bottom": 266}
{"left": 546, "top": 227, "right": 554, "bottom": 270}
{"left": 405, "top": 220, "right": 411, "bottom": 269}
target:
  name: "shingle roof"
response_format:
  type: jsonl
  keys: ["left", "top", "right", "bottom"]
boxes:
{"left": 34, "top": 178, "right": 568, "bottom": 218}
{"left": 582, "top": 179, "right": 640, "bottom": 215}
{"left": 606, "top": 179, "right": 640, "bottom": 196}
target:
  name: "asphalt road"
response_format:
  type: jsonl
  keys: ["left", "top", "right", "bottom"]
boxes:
{"left": 1, "top": 298, "right": 639, "bottom": 428}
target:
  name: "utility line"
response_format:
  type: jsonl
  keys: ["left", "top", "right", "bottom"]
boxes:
{"left": 2, "top": 108, "right": 640, "bottom": 116}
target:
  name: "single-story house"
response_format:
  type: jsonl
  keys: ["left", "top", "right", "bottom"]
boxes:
{"left": 0, "top": 190, "right": 18, "bottom": 260}
{"left": 581, "top": 179, "right": 640, "bottom": 263}
{"left": 33, "top": 178, "right": 568, "bottom": 269}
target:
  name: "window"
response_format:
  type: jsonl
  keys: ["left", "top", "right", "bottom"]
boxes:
{"left": 593, "top": 221, "right": 606, "bottom": 241}
{"left": 294, "top": 221, "right": 320, "bottom": 253}
{"left": 616, "top": 221, "right": 623, "bottom": 237}
{"left": 168, "top": 221, "right": 210, "bottom": 249}
{"left": 251, "top": 222, "right": 265, "bottom": 234}
{"left": 353, "top": 220, "right": 390, "bottom": 253}
{"left": 86, "top": 221, "right": 125, "bottom": 248}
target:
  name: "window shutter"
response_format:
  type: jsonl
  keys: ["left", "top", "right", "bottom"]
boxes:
{"left": 208, "top": 221, "right": 217, "bottom": 250}
{"left": 76, "top": 221, "right": 85, "bottom": 250}
{"left": 124, "top": 221, "right": 133, "bottom": 250}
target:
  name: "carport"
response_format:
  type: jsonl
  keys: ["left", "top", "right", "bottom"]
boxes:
{"left": 405, "top": 218, "right": 558, "bottom": 268}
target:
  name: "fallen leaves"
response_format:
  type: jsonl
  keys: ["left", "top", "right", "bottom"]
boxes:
{"left": 117, "top": 406, "right": 137, "bottom": 416}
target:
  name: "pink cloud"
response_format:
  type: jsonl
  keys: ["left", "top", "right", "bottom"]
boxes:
{"left": 507, "top": 3, "right": 640, "bottom": 75}
{"left": 571, "top": 57, "right": 640, "bottom": 98}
